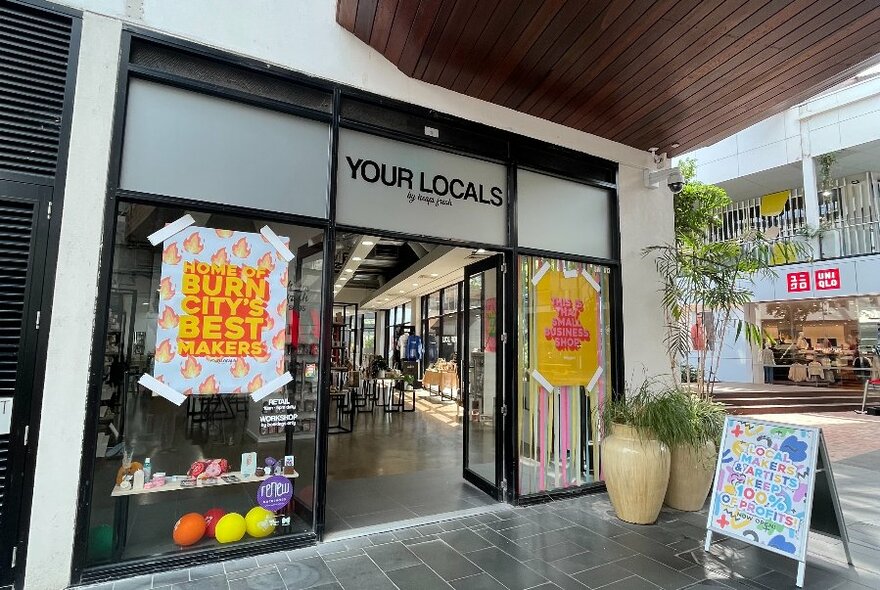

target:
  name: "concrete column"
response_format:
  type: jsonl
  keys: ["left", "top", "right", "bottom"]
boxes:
{"left": 802, "top": 155, "right": 821, "bottom": 228}
{"left": 618, "top": 163, "right": 675, "bottom": 379}
{"left": 25, "top": 13, "right": 121, "bottom": 590}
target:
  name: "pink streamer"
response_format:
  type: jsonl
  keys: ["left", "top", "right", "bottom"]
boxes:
{"left": 539, "top": 388, "right": 547, "bottom": 491}
{"left": 561, "top": 387, "right": 569, "bottom": 488}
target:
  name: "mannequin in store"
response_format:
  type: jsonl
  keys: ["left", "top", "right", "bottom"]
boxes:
{"left": 398, "top": 329, "right": 411, "bottom": 362}
{"left": 795, "top": 331, "right": 809, "bottom": 350}
{"left": 392, "top": 327, "right": 403, "bottom": 369}
{"left": 405, "top": 327, "right": 423, "bottom": 362}
{"left": 761, "top": 343, "right": 775, "bottom": 384}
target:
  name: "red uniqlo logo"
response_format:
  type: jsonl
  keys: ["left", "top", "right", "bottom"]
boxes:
{"left": 787, "top": 272, "right": 810, "bottom": 293}
{"left": 815, "top": 268, "right": 841, "bottom": 290}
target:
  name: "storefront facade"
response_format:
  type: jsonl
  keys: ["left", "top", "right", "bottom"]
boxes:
{"left": 15, "top": 3, "right": 673, "bottom": 589}
{"left": 758, "top": 257, "right": 880, "bottom": 386}
{"left": 711, "top": 255, "right": 880, "bottom": 385}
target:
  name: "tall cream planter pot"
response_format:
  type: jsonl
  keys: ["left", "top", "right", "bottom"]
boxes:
{"left": 665, "top": 440, "right": 717, "bottom": 511}
{"left": 602, "top": 424, "right": 671, "bottom": 524}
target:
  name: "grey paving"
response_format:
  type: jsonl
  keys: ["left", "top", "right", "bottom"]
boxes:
{"left": 86, "top": 483, "right": 877, "bottom": 590}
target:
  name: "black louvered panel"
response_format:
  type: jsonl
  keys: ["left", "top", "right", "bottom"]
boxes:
{"left": 0, "top": 2, "right": 72, "bottom": 177}
{"left": 0, "top": 435, "right": 7, "bottom": 514}
{"left": 0, "top": 200, "right": 33, "bottom": 401}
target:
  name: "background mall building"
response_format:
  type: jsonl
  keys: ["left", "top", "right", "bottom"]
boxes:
{"left": 683, "top": 63, "right": 880, "bottom": 393}
{"left": 0, "top": 1, "right": 877, "bottom": 589}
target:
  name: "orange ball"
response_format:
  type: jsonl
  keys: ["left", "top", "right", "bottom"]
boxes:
{"left": 172, "top": 513, "right": 206, "bottom": 546}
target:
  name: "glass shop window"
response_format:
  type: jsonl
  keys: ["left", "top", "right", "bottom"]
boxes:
{"left": 517, "top": 255, "right": 613, "bottom": 496}
{"left": 85, "top": 202, "right": 324, "bottom": 565}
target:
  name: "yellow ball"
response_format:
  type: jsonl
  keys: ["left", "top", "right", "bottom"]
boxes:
{"left": 245, "top": 506, "right": 276, "bottom": 538}
{"left": 214, "top": 513, "right": 246, "bottom": 544}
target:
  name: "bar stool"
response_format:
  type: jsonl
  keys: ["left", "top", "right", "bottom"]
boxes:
{"left": 353, "top": 380, "right": 373, "bottom": 413}
{"left": 328, "top": 389, "right": 353, "bottom": 434}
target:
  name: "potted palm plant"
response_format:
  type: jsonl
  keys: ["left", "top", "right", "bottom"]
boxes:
{"left": 663, "top": 390, "right": 726, "bottom": 511}
{"left": 599, "top": 382, "right": 686, "bottom": 524}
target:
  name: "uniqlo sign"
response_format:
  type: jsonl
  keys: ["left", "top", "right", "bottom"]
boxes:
{"left": 815, "top": 268, "right": 841, "bottom": 290}
{"left": 787, "top": 272, "right": 810, "bottom": 293}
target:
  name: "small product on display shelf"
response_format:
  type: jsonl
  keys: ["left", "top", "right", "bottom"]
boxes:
{"left": 241, "top": 452, "right": 257, "bottom": 478}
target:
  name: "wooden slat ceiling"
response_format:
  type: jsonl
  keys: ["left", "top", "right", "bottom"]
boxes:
{"left": 337, "top": 0, "right": 880, "bottom": 156}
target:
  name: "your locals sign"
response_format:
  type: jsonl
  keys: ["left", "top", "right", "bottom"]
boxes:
{"left": 336, "top": 129, "right": 507, "bottom": 245}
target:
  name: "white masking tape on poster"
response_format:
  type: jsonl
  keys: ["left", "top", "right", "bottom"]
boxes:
{"left": 138, "top": 374, "right": 187, "bottom": 406}
{"left": 146, "top": 214, "right": 196, "bottom": 246}
{"left": 562, "top": 268, "right": 578, "bottom": 279}
{"left": 531, "top": 261, "right": 551, "bottom": 286}
{"left": 251, "top": 372, "right": 295, "bottom": 402}
{"left": 260, "top": 225, "right": 295, "bottom": 262}
{"left": 531, "top": 369, "right": 554, "bottom": 394}
{"left": 581, "top": 269, "right": 601, "bottom": 293}
{"left": 586, "top": 366, "right": 604, "bottom": 393}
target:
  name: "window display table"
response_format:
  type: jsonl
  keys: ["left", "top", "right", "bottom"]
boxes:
{"left": 422, "top": 369, "right": 459, "bottom": 401}
{"left": 110, "top": 470, "right": 298, "bottom": 497}
{"left": 109, "top": 469, "right": 300, "bottom": 561}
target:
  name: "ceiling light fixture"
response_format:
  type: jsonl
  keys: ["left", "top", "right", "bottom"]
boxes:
{"left": 352, "top": 256, "right": 362, "bottom": 261}
{"left": 343, "top": 268, "right": 353, "bottom": 273}
{"left": 412, "top": 283, "right": 419, "bottom": 287}
{"left": 430, "top": 273, "right": 439, "bottom": 277}
{"left": 398, "top": 290, "right": 405, "bottom": 294}
{"left": 476, "top": 248, "right": 486, "bottom": 254}
{"left": 362, "top": 240, "right": 374, "bottom": 246}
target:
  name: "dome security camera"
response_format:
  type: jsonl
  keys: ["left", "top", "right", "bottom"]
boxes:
{"left": 667, "top": 170, "right": 684, "bottom": 194}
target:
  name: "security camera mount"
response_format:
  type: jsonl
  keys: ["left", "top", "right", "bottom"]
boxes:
{"left": 644, "top": 166, "right": 682, "bottom": 190}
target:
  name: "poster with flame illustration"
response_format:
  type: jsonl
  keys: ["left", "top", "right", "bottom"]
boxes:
{"left": 532, "top": 264, "right": 600, "bottom": 388}
{"left": 153, "top": 226, "right": 290, "bottom": 394}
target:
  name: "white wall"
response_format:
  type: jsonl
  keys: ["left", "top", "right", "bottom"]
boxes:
{"left": 618, "top": 165, "right": 676, "bottom": 382}
{"left": 27, "top": 2, "right": 674, "bottom": 587}
{"left": 25, "top": 13, "right": 121, "bottom": 590}
{"left": 685, "top": 76, "right": 880, "bottom": 186}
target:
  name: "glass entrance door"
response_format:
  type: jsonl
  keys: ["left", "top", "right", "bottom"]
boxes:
{"left": 462, "top": 255, "right": 504, "bottom": 497}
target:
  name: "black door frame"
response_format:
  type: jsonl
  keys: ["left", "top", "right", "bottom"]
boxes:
{"left": 461, "top": 254, "right": 505, "bottom": 499}
{"left": 0, "top": 181, "right": 52, "bottom": 589}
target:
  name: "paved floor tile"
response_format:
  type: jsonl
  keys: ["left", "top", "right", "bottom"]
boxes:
{"left": 112, "top": 575, "right": 153, "bottom": 590}
{"left": 615, "top": 554, "right": 699, "bottom": 590}
{"left": 466, "top": 546, "right": 548, "bottom": 590}
{"left": 449, "top": 572, "right": 507, "bottom": 590}
{"left": 437, "top": 528, "right": 494, "bottom": 553}
{"left": 277, "top": 557, "right": 337, "bottom": 590}
{"left": 386, "top": 564, "right": 453, "bottom": 590}
{"left": 256, "top": 551, "right": 291, "bottom": 566}
{"left": 225, "top": 565, "right": 279, "bottom": 582}
{"left": 571, "top": 562, "right": 632, "bottom": 589}
{"left": 597, "top": 575, "right": 663, "bottom": 590}
{"left": 407, "top": 539, "right": 481, "bottom": 580}
{"left": 522, "top": 558, "right": 589, "bottom": 590}
{"left": 189, "top": 563, "right": 226, "bottom": 580}
{"left": 228, "top": 571, "right": 286, "bottom": 590}
{"left": 152, "top": 569, "right": 190, "bottom": 586}
{"left": 171, "top": 576, "right": 230, "bottom": 590}
{"left": 363, "top": 541, "right": 422, "bottom": 572}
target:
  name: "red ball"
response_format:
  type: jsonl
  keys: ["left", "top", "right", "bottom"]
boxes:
{"left": 173, "top": 513, "right": 206, "bottom": 547}
{"left": 203, "top": 508, "right": 226, "bottom": 538}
